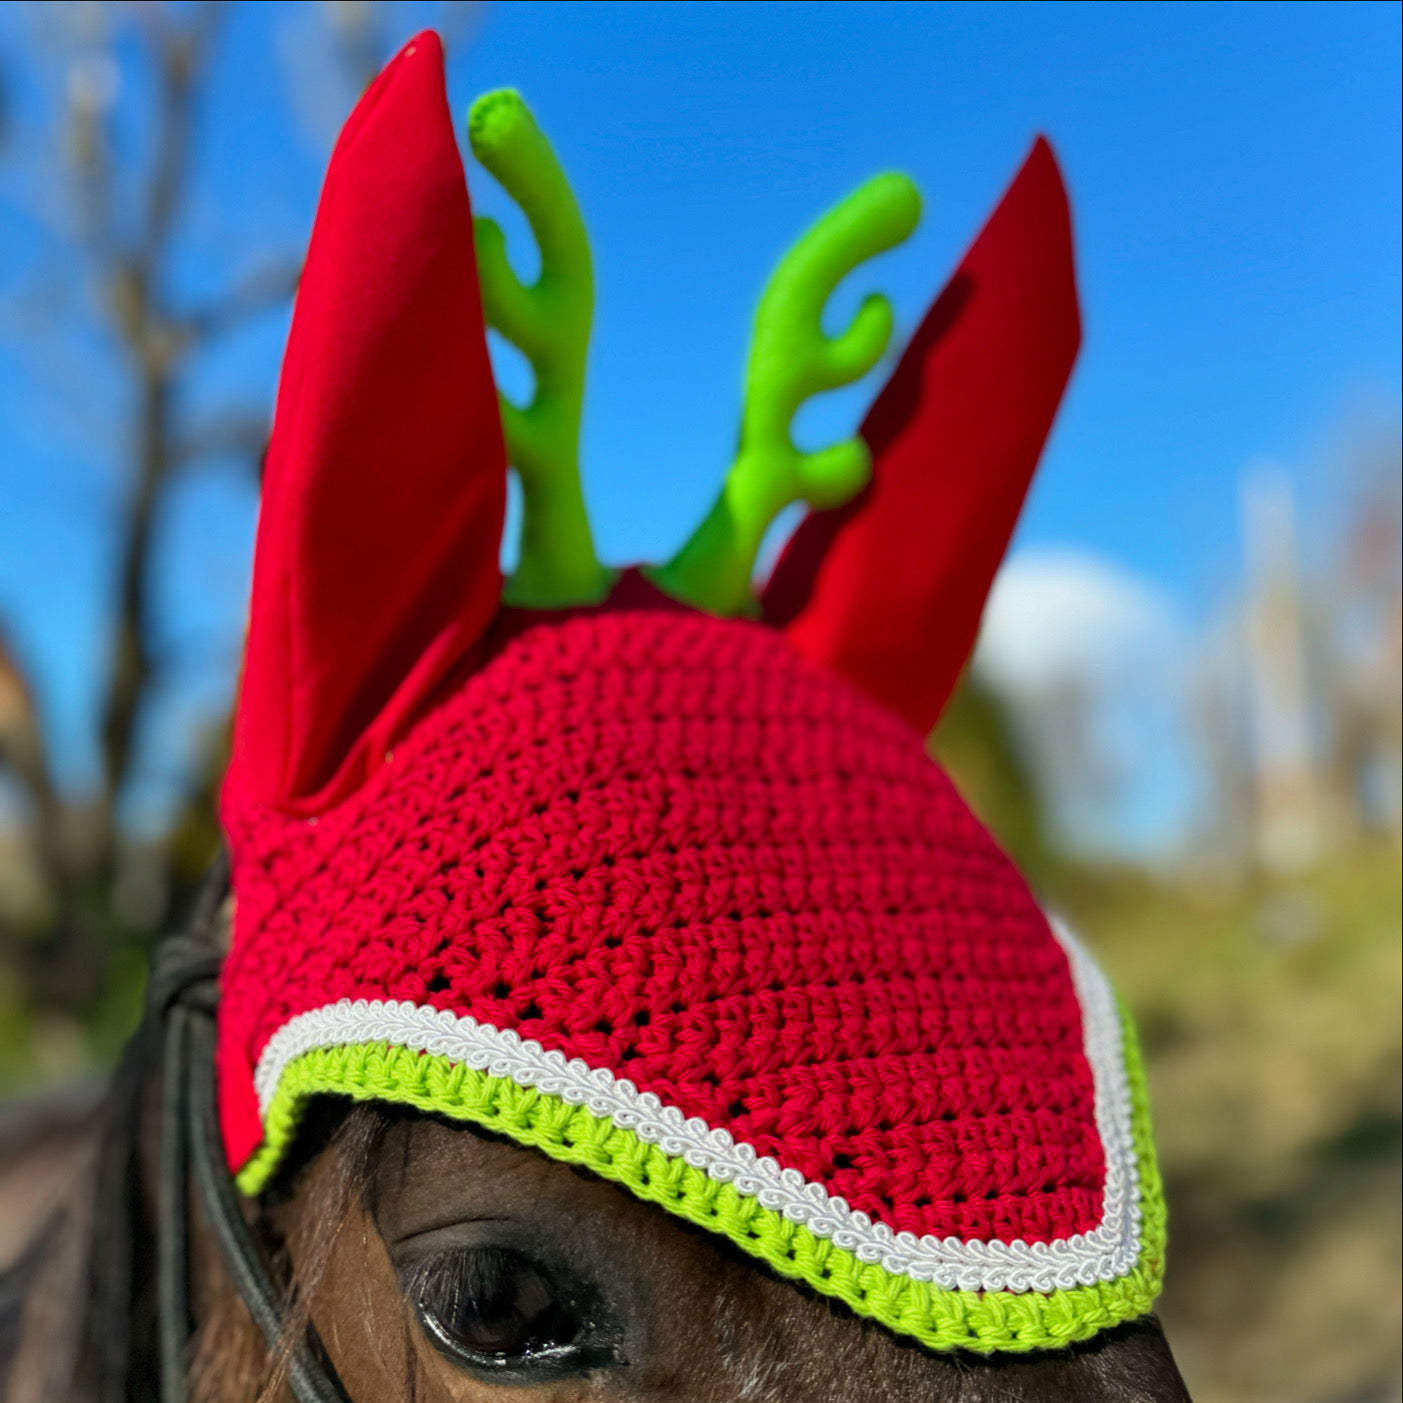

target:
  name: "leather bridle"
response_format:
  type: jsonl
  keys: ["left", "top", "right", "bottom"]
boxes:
{"left": 151, "top": 863, "right": 351, "bottom": 1403}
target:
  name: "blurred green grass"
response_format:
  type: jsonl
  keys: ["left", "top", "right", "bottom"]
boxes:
{"left": 936, "top": 681, "right": 1402, "bottom": 1403}
{"left": 1071, "top": 846, "right": 1400, "bottom": 1403}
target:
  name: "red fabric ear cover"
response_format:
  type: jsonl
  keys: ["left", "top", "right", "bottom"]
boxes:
{"left": 762, "top": 137, "right": 1080, "bottom": 736}
{"left": 225, "top": 32, "right": 506, "bottom": 815}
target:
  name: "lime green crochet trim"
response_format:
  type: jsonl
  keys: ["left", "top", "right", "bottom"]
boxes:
{"left": 237, "top": 1005, "right": 1164, "bottom": 1354}
{"left": 1118, "top": 996, "right": 1168, "bottom": 1303}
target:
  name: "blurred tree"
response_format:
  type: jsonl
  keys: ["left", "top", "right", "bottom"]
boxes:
{"left": 1191, "top": 411, "right": 1403, "bottom": 883}
{"left": 929, "top": 671, "right": 1057, "bottom": 885}
{"left": 1320, "top": 418, "right": 1402, "bottom": 837}
{"left": 0, "top": 0, "right": 478, "bottom": 1084}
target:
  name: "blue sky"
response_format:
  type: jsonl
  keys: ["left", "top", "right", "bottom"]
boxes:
{"left": 0, "top": 1, "right": 1398, "bottom": 848}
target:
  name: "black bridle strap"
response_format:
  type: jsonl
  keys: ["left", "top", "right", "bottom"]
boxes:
{"left": 183, "top": 1012, "right": 351, "bottom": 1403}
{"left": 151, "top": 903, "right": 351, "bottom": 1403}
{"left": 157, "top": 1008, "right": 192, "bottom": 1403}
{"left": 152, "top": 933, "right": 221, "bottom": 1403}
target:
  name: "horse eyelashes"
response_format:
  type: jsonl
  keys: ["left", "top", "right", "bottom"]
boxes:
{"left": 428, "top": 1244, "right": 570, "bottom": 1354}
{"left": 408, "top": 1243, "right": 618, "bottom": 1379}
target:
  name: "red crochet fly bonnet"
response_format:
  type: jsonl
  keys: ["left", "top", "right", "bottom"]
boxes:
{"left": 217, "top": 33, "right": 1165, "bottom": 1355}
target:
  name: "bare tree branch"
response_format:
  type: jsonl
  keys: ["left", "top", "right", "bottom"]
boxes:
{"left": 0, "top": 0, "right": 486, "bottom": 1023}
{"left": 98, "top": 1, "right": 224, "bottom": 811}
{"left": 321, "top": 0, "right": 390, "bottom": 93}
{"left": 0, "top": 628, "right": 56, "bottom": 815}
{"left": 173, "top": 409, "right": 271, "bottom": 472}
{"left": 179, "top": 259, "right": 302, "bottom": 345}
{"left": 137, "top": 3, "right": 224, "bottom": 262}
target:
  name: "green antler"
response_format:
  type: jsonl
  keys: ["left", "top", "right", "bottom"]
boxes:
{"left": 650, "top": 173, "right": 922, "bottom": 616}
{"left": 468, "top": 89, "right": 612, "bottom": 607}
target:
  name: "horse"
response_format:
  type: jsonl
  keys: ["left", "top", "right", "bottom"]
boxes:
{"left": 2, "top": 31, "right": 1195, "bottom": 1401}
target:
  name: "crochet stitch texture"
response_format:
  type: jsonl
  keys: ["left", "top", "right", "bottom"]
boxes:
{"left": 224, "top": 610, "right": 1106, "bottom": 1242}
{"left": 212, "top": 33, "right": 1165, "bottom": 1353}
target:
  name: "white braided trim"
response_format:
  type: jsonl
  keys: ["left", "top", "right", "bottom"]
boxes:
{"left": 251, "top": 920, "right": 1141, "bottom": 1293}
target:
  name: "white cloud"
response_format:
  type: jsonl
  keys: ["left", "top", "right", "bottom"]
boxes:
{"left": 970, "top": 549, "right": 1195, "bottom": 859}
{"left": 973, "top": 549, "right": 1180, "bottom": 699}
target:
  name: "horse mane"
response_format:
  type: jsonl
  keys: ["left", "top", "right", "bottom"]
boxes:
{"left": 0, "top": 1013, "right": 158, "bottom": 1403}
{"left": 5, "top": 861, "right": 265, "bottom": 1402}
{"left": 188, "top": 1101, "right": 387, "bottom": 1403}
{"left": 0, "top": 1013, "right": 384, "bottom": 1403}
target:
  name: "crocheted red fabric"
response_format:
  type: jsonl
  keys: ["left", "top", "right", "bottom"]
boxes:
{"left": 220, "top": 608, "right": 1102, "bottom": 1246}
{"left": 212, "top": 31, "right": 1165, "bottom": 1356}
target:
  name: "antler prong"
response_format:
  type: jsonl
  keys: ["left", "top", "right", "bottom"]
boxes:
{"left": 651, "top": 172, "right": 922, "bottom": 616}
{"left": 468, "top": 89, "right": 612, "bottom": 607}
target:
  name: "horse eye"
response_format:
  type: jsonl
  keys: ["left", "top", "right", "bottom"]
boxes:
{"left": 410, "top": 1245, "right": 615, "bottom": 1376}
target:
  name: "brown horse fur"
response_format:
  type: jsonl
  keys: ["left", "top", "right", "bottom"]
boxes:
{"left": 2, "top": 1024, "right": 1194, "bottom": 1403}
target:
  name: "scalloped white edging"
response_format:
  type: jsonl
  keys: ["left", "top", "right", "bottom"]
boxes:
{"left": 251, "top": 920, "right": 1141, "bottom": 1294}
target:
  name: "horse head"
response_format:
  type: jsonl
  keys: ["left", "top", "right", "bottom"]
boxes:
{"left": 12, "top": 29, "right": 1193, "bottom": 1403}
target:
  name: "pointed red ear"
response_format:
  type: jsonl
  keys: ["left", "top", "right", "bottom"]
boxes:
{"left": 226, "top": 32, "right": 506, "bottom": 814}
{"left": 762, "top": 137, "right": 1080, "bottom": 734}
